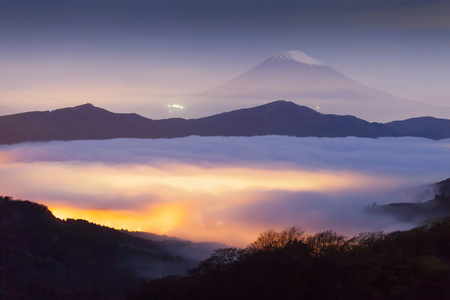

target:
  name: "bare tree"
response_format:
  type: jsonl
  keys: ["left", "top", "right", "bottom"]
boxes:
{"left": 247, "top": 226, "right": 305, "bottom": 253}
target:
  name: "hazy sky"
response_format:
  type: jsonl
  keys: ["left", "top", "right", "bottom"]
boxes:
{"left": 1, "top": 0, "right": 450, "bottom": 117}
{"left": 1, "top": 136, "right": 449, "bottom": 246}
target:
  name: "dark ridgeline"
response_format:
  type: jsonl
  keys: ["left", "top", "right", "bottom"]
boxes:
{"left": 3, "top": 100, "right": 449, "bottom": 145}
{"left": 0, "top": 197, "right": 206, "bottom": 300}
{"left": 185, "top": 100, "right": 397, "bottom": 138}
{"left": 385, "top": 117, "right": 450, "bottom": 140}
{"left": 0, "top": 104, "right": 167, "bottom": 143}
{"left": 130, "top": 219, "right": 450, "bottom": 300}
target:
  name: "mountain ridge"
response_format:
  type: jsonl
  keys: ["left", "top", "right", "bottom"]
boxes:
{"left": 386, "top": 116, "right": 450, "bottom": 140}
{"left": 0, "top": 100, "right": 449, "bottom": 145}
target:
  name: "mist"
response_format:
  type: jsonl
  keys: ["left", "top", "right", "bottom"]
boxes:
{"left": 0, "top": 136, "right": 448, "bottom": 246}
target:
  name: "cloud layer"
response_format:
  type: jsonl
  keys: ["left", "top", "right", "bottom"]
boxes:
{"left": 0, "top": 136, "right": 449, "bottom": 246}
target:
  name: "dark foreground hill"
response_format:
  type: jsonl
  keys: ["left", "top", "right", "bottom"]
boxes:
{"left": 130, "top": 220, "right": 450, "bottom": 300}
{"left": 4, "top": 100, "right": 449, "bottom": 145}
{"left": 0, "top": 197, "right": 214, "bottom": 300}
{"left": 130, "top": 178, "right": 450, "bottom": 300}
{"left": 1, "top": 187, "right": 450, "bottom": 300}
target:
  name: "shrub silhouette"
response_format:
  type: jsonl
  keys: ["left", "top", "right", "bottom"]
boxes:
{"left": 247, "top": 226, "right": 305, "bottom": 253}
{"left": 131, "top": 219, "right": 450, "bottom": 300}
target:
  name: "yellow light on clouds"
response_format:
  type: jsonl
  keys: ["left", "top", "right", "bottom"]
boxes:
{"left": 0, "top": 160, "right": 395, "bottom": 245}
{"left": 50, "top": 203, "right": 187, "bottom": 234}
{"left": 0, "top": 161, "right": 372, "bottom": 196}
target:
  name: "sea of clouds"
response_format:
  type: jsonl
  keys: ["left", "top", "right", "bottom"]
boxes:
{"left": 0, "top": 136, "right": 449, "bottom": 246}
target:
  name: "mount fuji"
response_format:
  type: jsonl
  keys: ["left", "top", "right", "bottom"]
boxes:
{"left": 197, "top": 50, "right": 450, "bottom": 122}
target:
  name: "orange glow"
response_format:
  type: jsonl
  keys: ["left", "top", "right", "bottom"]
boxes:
{"left": 0, "top": 161, "right": 379, "bottom": 197}
{"left": 50, "top": 202, "right": 186, "bottom": 234}
{"left": 0, "top": 160, "right": 408, "bottom": 246}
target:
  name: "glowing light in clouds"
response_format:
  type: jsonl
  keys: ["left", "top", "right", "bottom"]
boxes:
{"left": 50, "top": 203, "right": 186, "bottom": 234}
{"left": 0, "top": 136, "right": 449, "bottom": 246}
{"left": 168, "top": 104, "right": 184, "bottom": 109}
{"left": 168, "top": 104, "right": 184, "bottom": 113}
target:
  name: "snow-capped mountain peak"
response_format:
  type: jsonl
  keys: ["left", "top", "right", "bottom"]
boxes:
{"left": 199, "top": 49, "right": 450, "bottom": 122}
{"left": 273, "top": 50, "right": 324, "bottom": 66}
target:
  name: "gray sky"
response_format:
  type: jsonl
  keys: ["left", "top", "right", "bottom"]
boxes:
{"left": 1, "top": 0, "right": 449, "bottom": 117}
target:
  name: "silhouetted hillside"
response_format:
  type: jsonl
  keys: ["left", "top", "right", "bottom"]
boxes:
{"left": 386, "top": 117, "right": 450, "bottom": 139}
{"left": 130, "top": 220, "right": 450, "bottom": 300}
{"left": 188, "top": 101, "right": 397, "bottom": 138}
{"left": 0, "top": 101, "right": 416, "bottom": 145}
{"left": 0, "top": 104, "right": 164, "bottom": 144}
{"left": 2, "top": 179, "right": 450, "bottom": 300}
{"left": 131, "top": 178, "right": 450, "bottom": 300}
{"left": 0, "top": 197, "right": 199, "bottom": 300}
{"left": 436, "top": 177, "right": 450, "bottom": 195}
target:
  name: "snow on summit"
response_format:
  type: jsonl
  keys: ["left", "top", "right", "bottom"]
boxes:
{"left": 273, "top": 50, "right": 325, "bottom": 66}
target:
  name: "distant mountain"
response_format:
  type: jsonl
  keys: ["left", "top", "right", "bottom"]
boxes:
{"left": 186, "top": 100, "right": 397, "bottom": 138}
{"left": 1, "top": 100, "right": 449, "bottom": 145}
{"left": 0, "top": 104, "right": 159, "bottom": 144}
{"left": 366, "top": 177, "right": 450, "bottom": 222}
{"left": 0, "top": 196, "right": 219, "bottom": 299}
{"left": 386, "top": 117, "right": 450, "bottom": 140}
{"left": 366, "top": 195, "right": 450, "bottom": 223}
{"left": 0, "top": 101, "right": 403, "bottom": 145}
{"left": 197, "top": 50, "right": 450, "bottom": 122}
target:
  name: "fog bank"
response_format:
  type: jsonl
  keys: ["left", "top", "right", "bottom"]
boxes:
{"left": 0, "top": 136, "right": 448, "bottom": 246}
